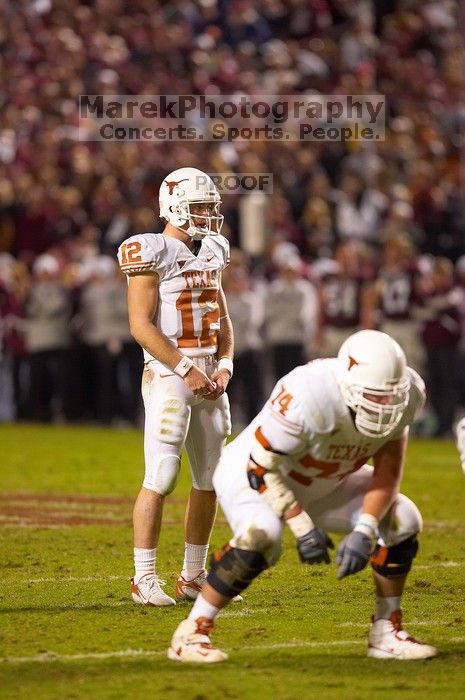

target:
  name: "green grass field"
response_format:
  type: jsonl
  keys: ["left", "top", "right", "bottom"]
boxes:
{"left": 0, "top": 424, "right": 464, "bottom": 700}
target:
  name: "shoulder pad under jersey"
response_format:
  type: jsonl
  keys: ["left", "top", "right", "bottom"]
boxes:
{"left": 203, "top": 235, "right": 230, "bottom": 269}
{"left": 118, "top": 233, "right": 167, "bottom": 275}
{"left": 276, "top": 359, "right": 345, "bottom": 436}
{"left": 404, "top": 367, "right": 426, "bottom": 422}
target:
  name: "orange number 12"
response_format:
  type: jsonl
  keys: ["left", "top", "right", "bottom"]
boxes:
{"left": 176, "top": 289, "right": 219, "bottom": 348}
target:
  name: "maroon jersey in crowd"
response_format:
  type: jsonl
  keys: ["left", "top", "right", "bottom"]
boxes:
{"left": 321, "top": 271, "right": 368, "bottom": 329}
{"left": 378, "top": 264, "right": 420, "bottom": 322}
{"left": 0, "top": 283, "right": 26, "bottom": 356}
{"left": 420, "top": 284, "right": 461, "bottom": 347}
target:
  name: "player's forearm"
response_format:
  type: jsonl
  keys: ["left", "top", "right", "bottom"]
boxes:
{"left": 361, "top": 467, "right": 402, "bottom": 521}
{"left": 363, "top": 436, "right": 405, "bottom": 520}
{"left": 130, "top": 320, "right": 184, "bottom": 369}
{"left": 216, "top": 314, "right": 234, "bottom": 361}
{"left": 361, "top": 486, "right": 398, "bottom": 522}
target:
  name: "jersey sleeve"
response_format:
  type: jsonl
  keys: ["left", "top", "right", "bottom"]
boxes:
{"left": 117, "top": 234, "right": 165, "bottom": 275}
{"left": 406, "top": 367, "right": 426, "bottom": 419}
{"left": 388, "top": 367, "right": 426, "bottom": 440}
{"left": 212, "top": 235, "right": 230, "bottom": 270}
{"left": 255, "top": 361, "right": 341, "bottom": 455}
{"left": 223, "top": 237, "right": 230, "bottom": 268}
{"left": 257, "top": 377, "right": 310, "bottom": 455}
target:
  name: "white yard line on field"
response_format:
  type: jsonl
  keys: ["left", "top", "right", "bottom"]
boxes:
{"left": 0, "top": 640, "right": 364, "bottom": 665}
{"left": 0, "top": 574, "right": 128, "bottom": 584}
{"left": 220, "top": 608, "right": 256, "bottom": 618}
{"left": 2, "top": 636, "right": 465, "bottom": 665}
{"left": 415, "top": 561, "right": 463, "bottom": 569}
{"left": 1, "top": 649, "right": 165, "bottom": 664}
{"left": 339, "top": 620, "right": 458, "bottom": 628}
{"left": 1, "top": 560, "right": 462, "bottom": 586}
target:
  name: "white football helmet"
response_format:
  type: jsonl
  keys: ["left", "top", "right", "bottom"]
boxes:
{"left": 337, "top": 330, "right": 410, "bottom": 438}
{"left": 159, "top": 167, "right": 223, "bottom": 240}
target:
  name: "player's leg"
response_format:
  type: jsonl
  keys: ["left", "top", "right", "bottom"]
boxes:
{"left": 368, "top": 494, "right": 436, "bottom": 658}
{"left": 175, "top": 486, "right": 218, "bottom": 601}
{"left": 132, "top": 366, "right": 191, "bottom": 606}
{"left": 168, "top": 444, "right": 283, "bottom": 662}
{"left": 296, "top": 468, "right": 436, "bottom": 658}
{"left": 176, "top": 393, "right": 231, "bottom": 601}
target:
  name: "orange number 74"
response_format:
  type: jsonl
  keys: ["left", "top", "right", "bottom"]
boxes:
{"left": 271, "top": 384, "right": 293, "bottom": 415}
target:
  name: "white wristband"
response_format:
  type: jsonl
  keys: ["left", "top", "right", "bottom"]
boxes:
{"left": 286, "top": 510, "right": 315, "bottom": 538}
{"left": 354, "top": 513, "right": 379, "bottom": 538}
{"left": 218, "top": 357, "right": 233, "bottom": 377}
{"left": 173, "top": 356, "right": 194, "bottom": 378}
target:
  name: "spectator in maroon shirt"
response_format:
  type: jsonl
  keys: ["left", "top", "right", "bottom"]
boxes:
{"left": 418, "top": 257, "right": 462, "bottom": 437}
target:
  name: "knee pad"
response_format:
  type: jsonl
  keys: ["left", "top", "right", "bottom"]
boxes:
{"left": 207, "top": 544, "right": 269, "bottom": 597}
{"left": 216, "top": 401, "right": 232, "bottom": 439}
{"left": 149, "top": 455, "right": 181, "bottom": 495}
{"left": 370, "top": 535, "right": 419, "bottom": 578}
{"left": 154, "top": 399, "right": 189, "bottom": 447}
{"left": 388, "top": 495, "right": 423, "bottom": 541}
{"left": 234, "top": 523, "right": 282, "bottom": 566}
{"left": 208, "top": 396, "right": 232, "bottom": 440}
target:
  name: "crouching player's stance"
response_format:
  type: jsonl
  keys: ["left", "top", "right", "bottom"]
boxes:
{"left": 168, "top": 330, "right": 437, "bottom": 662}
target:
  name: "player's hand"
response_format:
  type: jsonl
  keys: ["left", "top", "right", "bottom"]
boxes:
{"left": 247, "top": 461, "right": 267, "bottom": 493}
{"left": 183, "top": 365, "right": 216, "bottom": 397}
{"left": 247, "top": 463, "right": 295, "bottom": 517}
{"left": 335, "top": 531, "right": 372, "bottom": 579}
{"left": 297, "top": 527, "right": 334, "bottom": 564}
{"left": 203, "top": 368, "right": 231, "bottom": 401}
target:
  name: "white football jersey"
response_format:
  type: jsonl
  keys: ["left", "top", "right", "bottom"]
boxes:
{"left": 230, "top": 358, "right": 425, "bottom": 499}
{"left": 118, "top": 232, "right": 229, "bottom": 360}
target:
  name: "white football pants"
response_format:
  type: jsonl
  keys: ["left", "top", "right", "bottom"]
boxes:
{"left": 213, "top": 442, "right": 422, "bottom": 566}
{"left": 141, "top": 356, "right": 231, "bottom": 493}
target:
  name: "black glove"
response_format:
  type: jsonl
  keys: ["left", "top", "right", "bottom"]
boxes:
{"left": 297, "top": 527, "right": 335, "bottom": 564}
{"left": 247, "top": 463, "right": 267, "bottom": 493}
{"left": 335, "top": 530, "right": 372, "bottom": 579}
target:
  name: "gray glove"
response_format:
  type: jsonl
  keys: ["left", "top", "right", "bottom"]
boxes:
{"left": 297, "top": 527, "right": 335, "bottom": 564}
{"left": 336, "top": 530, "right": 372, "bottom": 579}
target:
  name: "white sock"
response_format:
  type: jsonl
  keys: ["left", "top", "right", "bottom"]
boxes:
{"left": 134, "top": 548, "right": 156, "bottom": 582}
{"left": 181, "top": 543, "right": 209, "bottom": 580}
{"left": 374, "top": 595, "right": 402, "bottom": 620}
{"left": 188, "top": 593, "right": 220, "bottom": 622}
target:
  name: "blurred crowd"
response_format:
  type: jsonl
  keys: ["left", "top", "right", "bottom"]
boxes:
{"left": 0, "top": 0, "right": 464, "bottom": 434}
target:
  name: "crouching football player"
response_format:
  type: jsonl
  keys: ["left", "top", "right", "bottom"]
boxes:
{"left": 168, "top": 330, "right": 437, "bottom": 662}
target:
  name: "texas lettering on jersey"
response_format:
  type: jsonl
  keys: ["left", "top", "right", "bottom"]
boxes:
{"left": 182, "top": 270, "right": 218, "bottom": 289}
{"left": 117, "top": 232, "right": 229, "bottom": 359}
{"left": 290, "top": 440, "right": 372, "bottom": 486}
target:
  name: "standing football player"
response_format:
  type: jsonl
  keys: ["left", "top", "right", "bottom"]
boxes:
{"left": 168, "top": 330, "right": 437, "bottom": 661}
{"left": 118, "top": 167, "right": 234, "bottom": 606}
